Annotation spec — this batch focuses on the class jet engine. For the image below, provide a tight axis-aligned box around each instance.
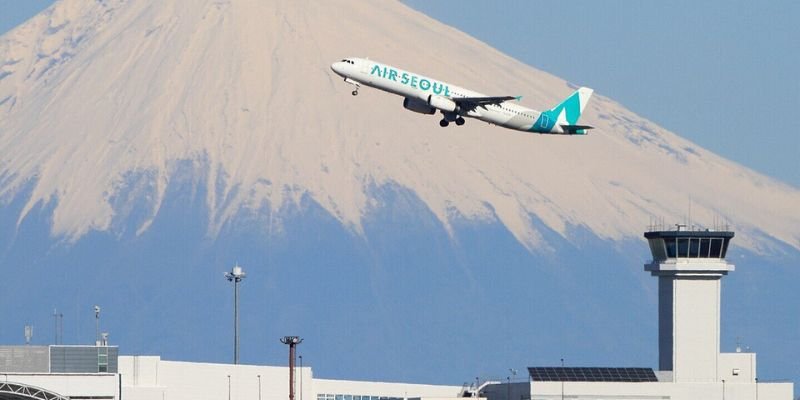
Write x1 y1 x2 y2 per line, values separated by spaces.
427 95 460 113
403 97 436 115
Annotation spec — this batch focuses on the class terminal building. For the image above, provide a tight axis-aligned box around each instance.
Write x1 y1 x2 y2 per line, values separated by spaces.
0 227 794 400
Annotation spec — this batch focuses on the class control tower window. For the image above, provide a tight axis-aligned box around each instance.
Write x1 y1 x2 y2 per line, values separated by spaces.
677 238 689 258
665 238 677 258
721 238 730 258
709 238 722 258
688 238 701 257
649 239 667 260
699 238 711 257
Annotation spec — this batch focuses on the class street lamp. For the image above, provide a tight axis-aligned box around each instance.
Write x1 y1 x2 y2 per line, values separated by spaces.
258 374 262 400
94 306 101 345
299 355 304 400
755 377 758 400
722 379 726 400
225 264 246 364
560 358 565 400
281 336 303 400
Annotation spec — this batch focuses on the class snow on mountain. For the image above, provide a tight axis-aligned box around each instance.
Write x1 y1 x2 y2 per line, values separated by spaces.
1 0 798 252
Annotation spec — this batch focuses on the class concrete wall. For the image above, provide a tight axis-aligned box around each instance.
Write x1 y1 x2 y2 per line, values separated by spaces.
120 357 295 400
717 352 755 383
671 277 721 382
313 378 462 399
119 356 461 400
0 346 49 373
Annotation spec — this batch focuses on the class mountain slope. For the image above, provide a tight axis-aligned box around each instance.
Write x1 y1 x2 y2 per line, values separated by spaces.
1 0 797 251
0 0 798 389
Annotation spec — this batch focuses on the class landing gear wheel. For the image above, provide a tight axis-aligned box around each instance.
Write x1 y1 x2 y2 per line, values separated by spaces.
455 117 465 126
351 90 358 96
439 119 449 127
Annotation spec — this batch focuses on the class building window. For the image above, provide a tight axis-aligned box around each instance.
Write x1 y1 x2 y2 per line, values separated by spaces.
688 238 700 257
677 238 689 258
709 238 722 258
699 238 711 257
97 347 108 373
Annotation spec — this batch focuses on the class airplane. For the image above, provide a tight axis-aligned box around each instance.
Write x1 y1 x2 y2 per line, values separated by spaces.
330 57 594 134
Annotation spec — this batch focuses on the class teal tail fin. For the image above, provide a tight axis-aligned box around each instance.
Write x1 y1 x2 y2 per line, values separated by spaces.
531 87 594 134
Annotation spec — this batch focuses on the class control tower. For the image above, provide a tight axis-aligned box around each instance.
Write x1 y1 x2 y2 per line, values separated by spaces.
644 226 735 382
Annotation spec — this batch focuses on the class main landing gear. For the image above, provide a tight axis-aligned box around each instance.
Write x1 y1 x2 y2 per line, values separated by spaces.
439 116 465 127
343 77 360 96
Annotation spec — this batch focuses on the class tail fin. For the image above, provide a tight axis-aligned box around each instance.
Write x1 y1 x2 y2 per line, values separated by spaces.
530 87 594 134
550 86 593 125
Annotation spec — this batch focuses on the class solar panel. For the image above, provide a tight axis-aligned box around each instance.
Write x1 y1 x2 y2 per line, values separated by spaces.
528 367 658 382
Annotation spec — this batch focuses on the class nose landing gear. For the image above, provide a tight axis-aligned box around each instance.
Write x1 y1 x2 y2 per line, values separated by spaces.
351 90 358 96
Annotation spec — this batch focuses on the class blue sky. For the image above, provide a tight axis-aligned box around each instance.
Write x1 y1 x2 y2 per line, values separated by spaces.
2 0 798 187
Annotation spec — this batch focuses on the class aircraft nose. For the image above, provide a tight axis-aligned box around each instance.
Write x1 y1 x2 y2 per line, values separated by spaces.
330 62 345 76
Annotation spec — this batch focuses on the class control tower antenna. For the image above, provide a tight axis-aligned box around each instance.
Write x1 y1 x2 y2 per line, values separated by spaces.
225 264 246 364
281 336 303 400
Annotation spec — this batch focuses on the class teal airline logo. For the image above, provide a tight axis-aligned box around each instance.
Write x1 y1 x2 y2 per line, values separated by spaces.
370 64 451 96
530 89 584 133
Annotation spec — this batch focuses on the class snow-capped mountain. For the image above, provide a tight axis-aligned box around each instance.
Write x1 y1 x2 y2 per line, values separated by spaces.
1 0 797 388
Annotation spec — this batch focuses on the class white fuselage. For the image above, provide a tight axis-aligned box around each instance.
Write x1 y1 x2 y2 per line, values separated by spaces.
331 58 546 132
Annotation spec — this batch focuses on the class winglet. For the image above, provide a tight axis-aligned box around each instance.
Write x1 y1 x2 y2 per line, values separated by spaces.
515 96 523 101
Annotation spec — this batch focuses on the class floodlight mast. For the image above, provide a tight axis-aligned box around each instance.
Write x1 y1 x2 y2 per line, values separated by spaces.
225 264 246 364
94 305 101 346
280 336 303 400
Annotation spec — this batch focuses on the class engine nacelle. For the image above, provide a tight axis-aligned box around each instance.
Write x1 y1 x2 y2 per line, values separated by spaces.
427 95 459 113
403 97 436 115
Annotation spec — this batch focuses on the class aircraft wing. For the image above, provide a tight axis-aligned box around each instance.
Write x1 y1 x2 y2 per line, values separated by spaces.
453 96 518 107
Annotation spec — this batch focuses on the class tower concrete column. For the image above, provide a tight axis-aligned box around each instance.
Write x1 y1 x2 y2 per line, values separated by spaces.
644 227 734 383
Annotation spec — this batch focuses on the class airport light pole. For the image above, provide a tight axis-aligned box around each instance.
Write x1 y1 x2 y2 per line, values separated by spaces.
281 337 303 400
560 358 564 400
755 377 758 400
53 309 63 345
94 306 101 345
225 264 246 364
299 355 303 400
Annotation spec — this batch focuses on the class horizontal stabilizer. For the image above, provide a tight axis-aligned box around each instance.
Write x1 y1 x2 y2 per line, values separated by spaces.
560 124 594 135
